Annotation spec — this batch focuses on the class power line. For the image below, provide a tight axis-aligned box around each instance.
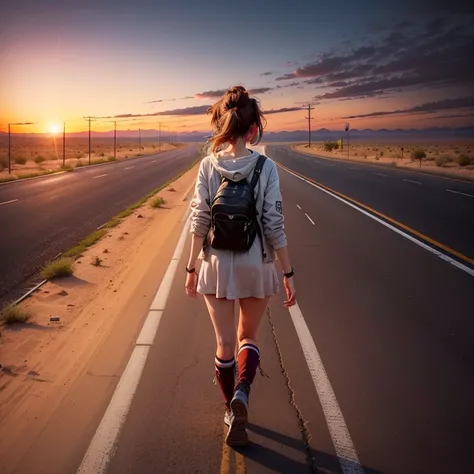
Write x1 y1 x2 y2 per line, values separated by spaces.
305 104 314 148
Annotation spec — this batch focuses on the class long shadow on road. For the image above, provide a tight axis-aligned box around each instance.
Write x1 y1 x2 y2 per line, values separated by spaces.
244 423 387 474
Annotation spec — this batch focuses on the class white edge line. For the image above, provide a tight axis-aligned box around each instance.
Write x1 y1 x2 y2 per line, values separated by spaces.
97 223 107 230
76 346 150 474
0 199 19 206
136 310 164 345
296 204 302 210
305 213 315 225
403 179 422 185
289 303 364 474
124 166 134 170
281 166 474 278
446 189 474 199
77 201 193 474
374 173 387 177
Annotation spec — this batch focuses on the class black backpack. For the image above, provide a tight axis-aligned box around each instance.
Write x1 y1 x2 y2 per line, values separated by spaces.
208 154 267 257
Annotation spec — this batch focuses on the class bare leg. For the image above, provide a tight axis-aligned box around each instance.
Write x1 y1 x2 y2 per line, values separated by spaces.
226 296 270 447
203 295 236 412
237 296 270 347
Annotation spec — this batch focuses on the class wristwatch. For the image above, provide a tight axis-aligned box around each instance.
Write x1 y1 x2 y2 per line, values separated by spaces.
186 266 196 274
283 267 294 279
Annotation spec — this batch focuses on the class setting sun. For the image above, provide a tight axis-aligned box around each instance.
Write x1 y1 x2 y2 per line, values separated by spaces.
50 123 60 134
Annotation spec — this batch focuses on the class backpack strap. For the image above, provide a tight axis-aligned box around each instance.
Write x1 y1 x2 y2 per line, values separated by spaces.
250 154 267 260
249 154 267 190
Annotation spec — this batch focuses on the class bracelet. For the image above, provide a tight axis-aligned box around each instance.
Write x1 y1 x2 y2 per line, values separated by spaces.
186 266 196 274
283 267 294 279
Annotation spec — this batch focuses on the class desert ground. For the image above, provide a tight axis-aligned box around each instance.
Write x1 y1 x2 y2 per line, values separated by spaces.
294 141 474 180
0 135 182 182
0 161 199 471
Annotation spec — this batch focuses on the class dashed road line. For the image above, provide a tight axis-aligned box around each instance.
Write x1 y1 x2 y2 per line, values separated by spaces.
374 173 387 178
305 213 315 225
446 189 474 199
349 167 361 171
124 166 135 170
403 179 422 185
93 174 108 179
151 160 156 163
297 204 302 210
0 199 18 206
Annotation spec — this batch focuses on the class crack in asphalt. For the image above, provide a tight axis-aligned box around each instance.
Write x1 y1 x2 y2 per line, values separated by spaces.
266 307 319 473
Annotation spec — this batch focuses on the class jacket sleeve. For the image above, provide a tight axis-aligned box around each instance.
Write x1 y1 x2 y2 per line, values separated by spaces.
190 158 211 237
261 161 287 250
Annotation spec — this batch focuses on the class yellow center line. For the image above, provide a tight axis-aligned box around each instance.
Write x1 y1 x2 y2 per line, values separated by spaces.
235 450 246 474
277 162 474 267
220 426 231 474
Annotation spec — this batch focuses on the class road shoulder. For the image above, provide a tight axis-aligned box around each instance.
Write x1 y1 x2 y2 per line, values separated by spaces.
0 161 199 474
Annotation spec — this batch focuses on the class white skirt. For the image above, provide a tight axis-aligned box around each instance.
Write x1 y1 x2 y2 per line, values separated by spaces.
197 235 280 300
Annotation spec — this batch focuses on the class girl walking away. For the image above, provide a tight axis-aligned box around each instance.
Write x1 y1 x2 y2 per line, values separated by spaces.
185 86 296 447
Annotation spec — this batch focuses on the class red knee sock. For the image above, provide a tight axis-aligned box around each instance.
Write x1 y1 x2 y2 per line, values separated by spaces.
237 343 260 387
215 356 235 408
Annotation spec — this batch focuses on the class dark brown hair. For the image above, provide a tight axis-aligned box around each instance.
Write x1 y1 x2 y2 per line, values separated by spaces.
206 86 267 154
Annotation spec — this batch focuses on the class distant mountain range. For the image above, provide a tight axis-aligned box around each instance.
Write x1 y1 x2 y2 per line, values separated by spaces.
1 127 473 142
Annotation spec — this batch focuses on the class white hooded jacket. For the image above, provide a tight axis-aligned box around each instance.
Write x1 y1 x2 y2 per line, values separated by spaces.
190 149 287 263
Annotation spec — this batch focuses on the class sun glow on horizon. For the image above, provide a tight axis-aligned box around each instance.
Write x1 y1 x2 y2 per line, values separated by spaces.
49 123 61 134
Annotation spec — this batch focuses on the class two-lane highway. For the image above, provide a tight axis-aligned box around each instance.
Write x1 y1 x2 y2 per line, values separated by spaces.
3 143 474 474
0 144 200 302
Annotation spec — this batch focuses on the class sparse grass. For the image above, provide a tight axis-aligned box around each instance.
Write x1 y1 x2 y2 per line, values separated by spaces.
91 256 103 266
1 305 31 324
60 164 74 172
457 154 470 166
63 229 107 258
14 156 28 165
34 155 45 164
435 155 448 167
76 160 85 167
41 257 75 279
0 175 17 183
150 196 166 208
107 156 116 162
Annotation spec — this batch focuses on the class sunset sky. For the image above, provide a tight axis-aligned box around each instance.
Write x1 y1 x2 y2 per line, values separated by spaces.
1 0 473 135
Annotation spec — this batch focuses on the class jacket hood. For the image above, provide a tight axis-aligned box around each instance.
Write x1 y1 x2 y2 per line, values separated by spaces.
210 150 261 181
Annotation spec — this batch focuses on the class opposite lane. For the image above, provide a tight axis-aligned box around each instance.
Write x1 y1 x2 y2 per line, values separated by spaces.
0 145 200 301
268 144 474 263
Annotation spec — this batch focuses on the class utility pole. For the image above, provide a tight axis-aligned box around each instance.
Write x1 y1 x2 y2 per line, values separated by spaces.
305 104 314 148
113 121 117 160
138 128 141 153
345 123 350 158
7 122 35 174
158 122 162 152
8 123 11 174
62 122 66 167
84 116 96 165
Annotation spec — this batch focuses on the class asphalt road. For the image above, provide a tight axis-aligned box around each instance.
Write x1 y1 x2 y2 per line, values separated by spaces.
0 144 200 303
105 156 474 474
267 145 474 264
3 144 474 473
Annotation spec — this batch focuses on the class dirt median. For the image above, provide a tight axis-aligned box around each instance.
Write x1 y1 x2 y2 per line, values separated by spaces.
0 160 199 474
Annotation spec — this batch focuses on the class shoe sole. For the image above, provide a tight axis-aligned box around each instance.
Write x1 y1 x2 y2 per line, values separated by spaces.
226 398 248 447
